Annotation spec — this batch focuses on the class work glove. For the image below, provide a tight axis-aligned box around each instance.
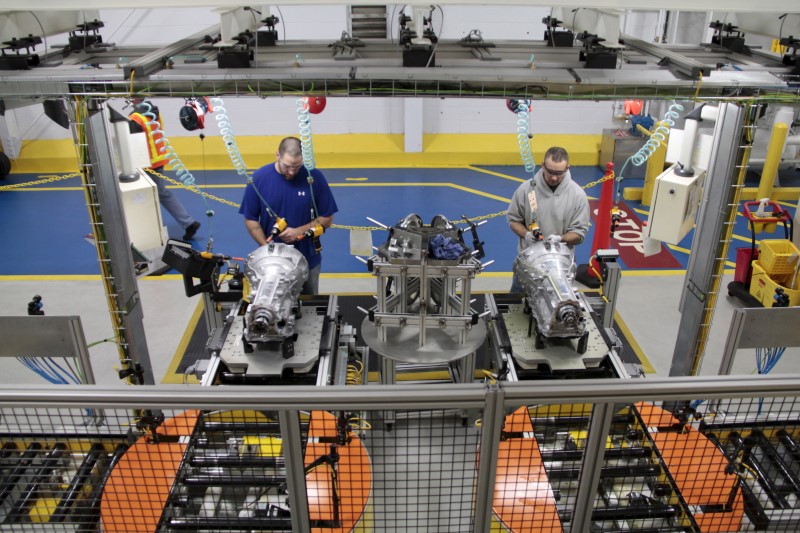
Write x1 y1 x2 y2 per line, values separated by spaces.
546 234 562 244
523 231 538 247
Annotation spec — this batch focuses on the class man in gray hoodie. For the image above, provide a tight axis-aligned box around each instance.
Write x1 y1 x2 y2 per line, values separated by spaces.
507 146 590 293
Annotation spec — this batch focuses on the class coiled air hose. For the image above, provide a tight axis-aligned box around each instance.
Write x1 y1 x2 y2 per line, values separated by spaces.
297 96 316 171
137 100 199 188
209 96 279 220
615 102 685 203
137 99 217 248
515 100 536 174
209 97 249 179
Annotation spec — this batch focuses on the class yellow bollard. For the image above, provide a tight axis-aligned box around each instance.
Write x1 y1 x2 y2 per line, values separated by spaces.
642 122 669 207
753 122 789 233
757 122 789 202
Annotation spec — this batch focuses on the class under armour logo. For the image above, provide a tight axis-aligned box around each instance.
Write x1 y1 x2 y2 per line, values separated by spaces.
298 191 306 196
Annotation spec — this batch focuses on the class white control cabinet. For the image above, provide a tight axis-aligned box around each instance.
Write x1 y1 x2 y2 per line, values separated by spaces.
646 164 706 245
119 170 168 274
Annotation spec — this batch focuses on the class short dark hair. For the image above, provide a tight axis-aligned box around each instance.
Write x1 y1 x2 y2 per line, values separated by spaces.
278 137 302 158
544 146 569 164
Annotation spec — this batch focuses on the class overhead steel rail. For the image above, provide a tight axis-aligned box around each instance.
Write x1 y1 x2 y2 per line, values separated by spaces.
620 35 712 79
0 37 797 102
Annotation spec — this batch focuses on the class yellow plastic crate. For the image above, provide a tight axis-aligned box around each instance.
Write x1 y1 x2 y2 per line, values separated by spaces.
758 239 800 276
749 261 800 307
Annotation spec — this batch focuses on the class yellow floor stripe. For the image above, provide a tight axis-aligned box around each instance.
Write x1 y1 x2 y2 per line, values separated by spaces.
465 165 526 183
621 270 687 276
330 181 511 203
0 274 103 281
614 309 655 374
161 299 204 384
322 273 374 279
666 244 691 255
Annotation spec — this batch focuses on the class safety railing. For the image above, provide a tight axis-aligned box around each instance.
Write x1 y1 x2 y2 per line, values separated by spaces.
1 375 799 532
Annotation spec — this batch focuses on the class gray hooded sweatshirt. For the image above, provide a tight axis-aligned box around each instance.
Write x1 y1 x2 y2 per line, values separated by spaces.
506 169 590 253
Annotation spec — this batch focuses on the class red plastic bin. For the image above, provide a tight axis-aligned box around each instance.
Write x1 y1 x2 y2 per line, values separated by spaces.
734 247 759 285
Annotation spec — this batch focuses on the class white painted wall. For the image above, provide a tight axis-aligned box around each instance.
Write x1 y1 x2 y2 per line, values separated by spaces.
622 10 663 42
423 98 613 135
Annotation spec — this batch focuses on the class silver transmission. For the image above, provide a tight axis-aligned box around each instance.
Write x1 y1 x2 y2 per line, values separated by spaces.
243 243 309 343
513 240 586 339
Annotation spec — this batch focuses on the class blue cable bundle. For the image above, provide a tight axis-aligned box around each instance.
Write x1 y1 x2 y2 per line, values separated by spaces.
17 357 81 384
429 234 466 260
757 346 786 375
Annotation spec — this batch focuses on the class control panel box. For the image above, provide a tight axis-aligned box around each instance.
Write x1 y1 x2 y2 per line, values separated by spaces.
646 164 705 245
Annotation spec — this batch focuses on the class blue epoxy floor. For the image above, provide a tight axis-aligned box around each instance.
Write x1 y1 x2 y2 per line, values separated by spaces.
0 165 796 276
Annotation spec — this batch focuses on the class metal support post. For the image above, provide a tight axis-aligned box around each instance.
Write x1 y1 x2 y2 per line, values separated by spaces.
458 352 476 384
67 317 96 385
670 102 744 377
570 401 614 532
719 307 800 375
473 384 505 532
601 261 621 329
202 293 225 335
279 410 310 533
81 98 155 385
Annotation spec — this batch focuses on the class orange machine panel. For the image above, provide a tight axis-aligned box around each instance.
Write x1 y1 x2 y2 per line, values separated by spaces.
504 406 535 434
305 411 372 533
635 401 678 428
493 438 562 533
651 429 743 532
101 411 199 533
101 441 187 533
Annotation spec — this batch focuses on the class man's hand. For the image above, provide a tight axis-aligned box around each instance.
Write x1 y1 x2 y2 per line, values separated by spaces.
546 234 562 244
279 227 304 243
524 231 539 247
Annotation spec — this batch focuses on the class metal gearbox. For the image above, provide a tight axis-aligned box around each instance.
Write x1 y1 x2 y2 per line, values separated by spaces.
243 243 308 343
513 240 586 339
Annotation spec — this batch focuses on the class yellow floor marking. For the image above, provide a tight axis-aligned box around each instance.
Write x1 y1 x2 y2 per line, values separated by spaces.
465 165 526 183
0 275 103 281
161 299 204 384
614 310 656 374
330 181 511 203
666 244 691 255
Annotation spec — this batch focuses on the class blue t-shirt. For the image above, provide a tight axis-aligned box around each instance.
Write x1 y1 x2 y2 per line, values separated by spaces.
239 163 338 270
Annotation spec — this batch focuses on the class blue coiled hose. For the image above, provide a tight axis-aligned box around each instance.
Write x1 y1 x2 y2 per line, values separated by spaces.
137 100 198 187
210 97 248 178
209 96 281 219
615 102 685 202
629 102 684 167
297 97 316 170
515 101 535 174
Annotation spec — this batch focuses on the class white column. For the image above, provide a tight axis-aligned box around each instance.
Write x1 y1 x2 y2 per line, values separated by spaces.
0 110 22 159
404 98 423 153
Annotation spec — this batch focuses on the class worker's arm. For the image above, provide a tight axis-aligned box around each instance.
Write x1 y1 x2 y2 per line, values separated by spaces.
279 215 334 242
509 220 529 239
561 231 583 246
245 219 269 246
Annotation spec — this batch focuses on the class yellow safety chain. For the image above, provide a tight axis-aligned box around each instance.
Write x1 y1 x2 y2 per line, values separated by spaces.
149 169 512 231
5 168 616 232
0 172 81 190
146 168 240 208
582 171 615 190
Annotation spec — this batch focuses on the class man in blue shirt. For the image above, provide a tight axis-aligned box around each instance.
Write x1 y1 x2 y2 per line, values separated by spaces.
239 137 338 295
